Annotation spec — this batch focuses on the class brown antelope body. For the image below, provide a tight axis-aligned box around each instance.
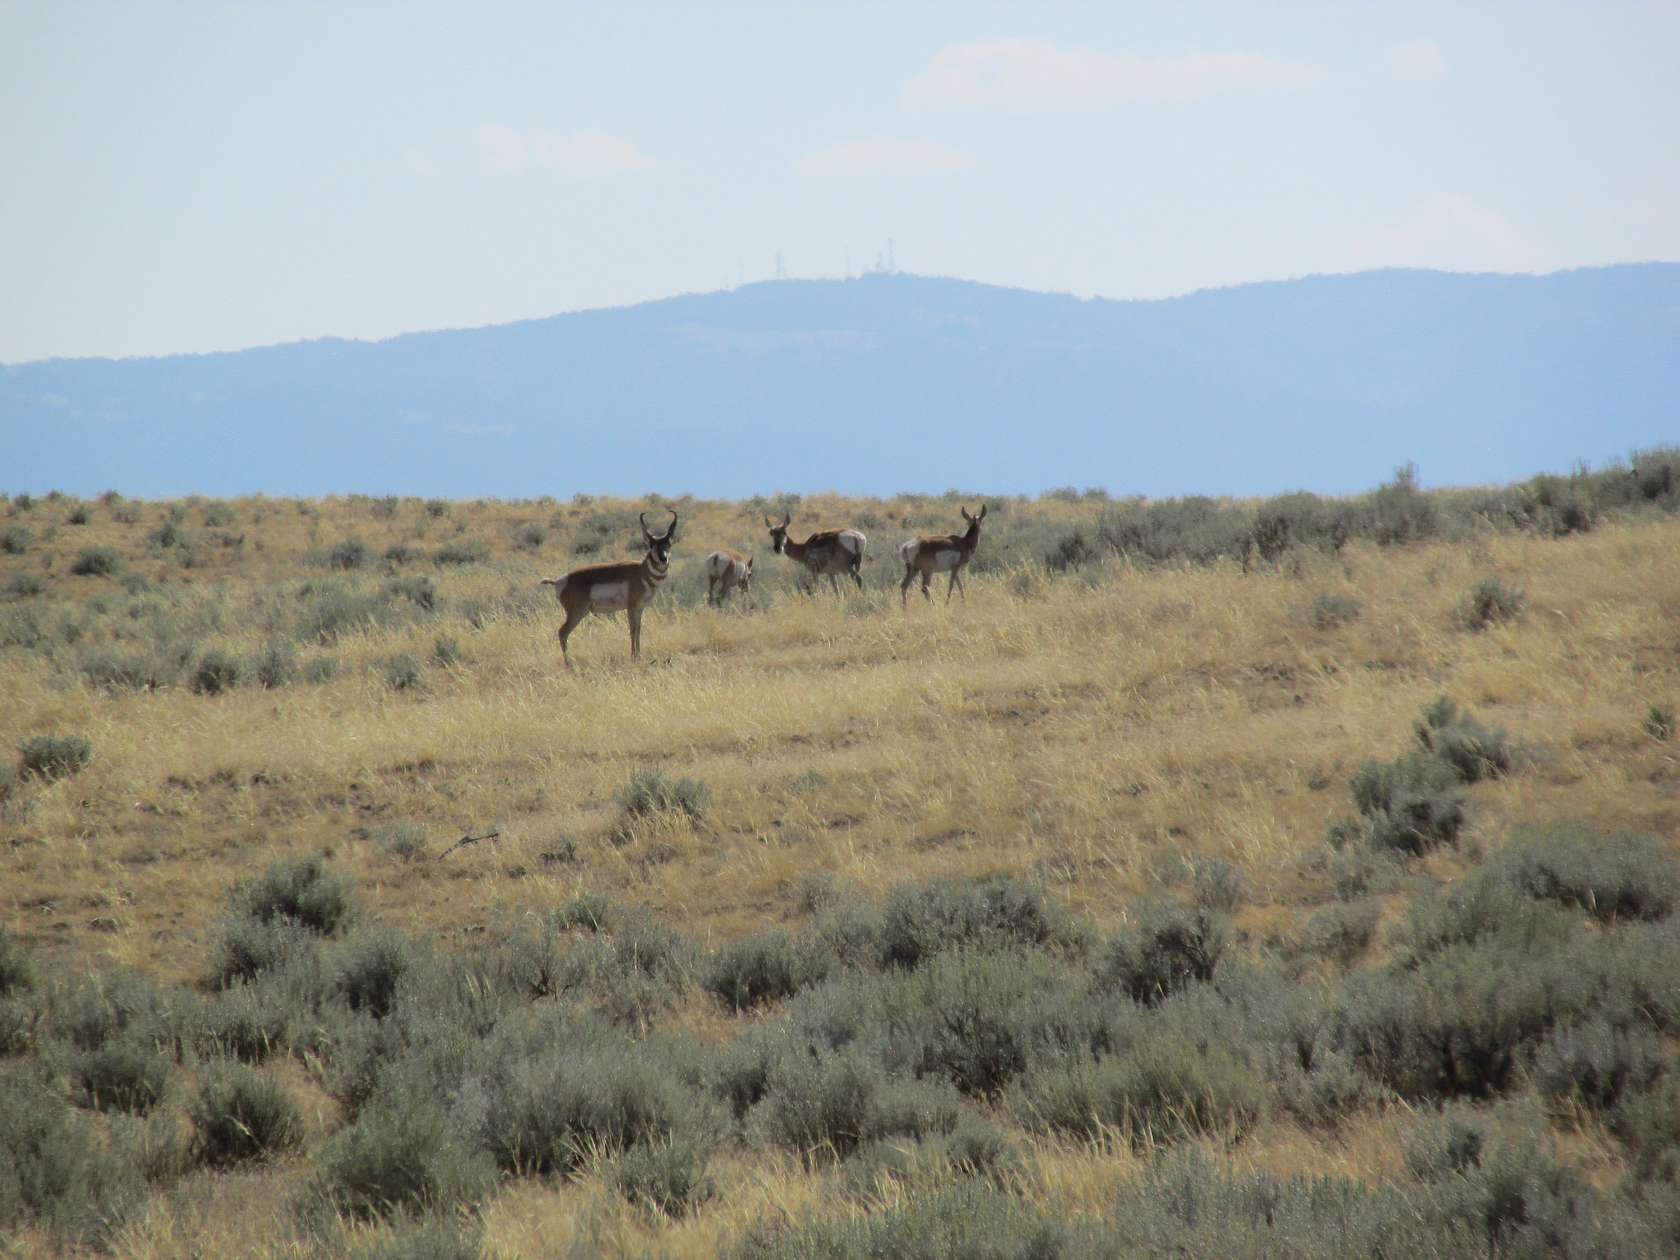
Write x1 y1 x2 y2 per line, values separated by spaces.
541 510 677 667
899 505 986 606
704 549 754 606
765 512 866 595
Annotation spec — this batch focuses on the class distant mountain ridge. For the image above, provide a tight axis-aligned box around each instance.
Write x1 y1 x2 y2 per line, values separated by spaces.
4 266 1677 499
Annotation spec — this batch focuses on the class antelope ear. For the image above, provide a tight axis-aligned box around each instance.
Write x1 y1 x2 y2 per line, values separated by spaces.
961 506 973 522
639 511 653 538
978 504 987 520
781 510 791 527
665 509 678 541
764 514 775 529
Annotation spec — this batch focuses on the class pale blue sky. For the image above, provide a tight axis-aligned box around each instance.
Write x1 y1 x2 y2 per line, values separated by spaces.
3 1 1676 362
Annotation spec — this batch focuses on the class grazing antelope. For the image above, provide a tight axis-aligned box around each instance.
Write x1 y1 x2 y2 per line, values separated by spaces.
704 549 754 606
540 510 677 668
899 505 986 607
764 512 866 595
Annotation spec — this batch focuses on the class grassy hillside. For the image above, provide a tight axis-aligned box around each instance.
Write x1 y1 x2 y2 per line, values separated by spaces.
2 467 1679 1256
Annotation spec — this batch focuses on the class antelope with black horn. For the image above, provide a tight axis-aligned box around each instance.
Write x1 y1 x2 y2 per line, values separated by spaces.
541 509 678 667
898 504 986 607
703 549 754 606
764 511 866 596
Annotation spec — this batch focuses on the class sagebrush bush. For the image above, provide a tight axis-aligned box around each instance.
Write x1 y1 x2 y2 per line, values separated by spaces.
620 767 710 825
877 874 1077 969
431 539 488 566
1012 1031 1266 1145
329 537 371 570
1100 901 1227 1003
1644 703 1676 742
19 733 92 780
1491 821 1679 924
232 854 355 935
338 930 415 1018
211 914 321 988
0 1069 147 1247
198 982 290 1061
0 524 31 554
704 930 830 1012
1460 576 1525 631
1302 901 1380 968
611 1138 717 1218
1413 696 1514 784
3 572 44 598
309 1100 496 1222
0 927 33 997
382 653 424 691
189 649 243 695
250 639 299 688
1531 1018 1666 1114
1306 592 1362 629
69 547 121 576
190 1065 302 1166
1339 754 1466 856
75 1038 172 1113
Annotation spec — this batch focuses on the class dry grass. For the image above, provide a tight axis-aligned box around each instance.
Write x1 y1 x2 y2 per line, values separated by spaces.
3 490 1679 1256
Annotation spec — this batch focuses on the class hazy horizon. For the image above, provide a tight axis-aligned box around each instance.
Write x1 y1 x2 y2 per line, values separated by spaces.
5 2 1677 362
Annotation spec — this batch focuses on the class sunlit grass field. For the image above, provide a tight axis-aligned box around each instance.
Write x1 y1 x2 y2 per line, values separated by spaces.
2 478 1679 1256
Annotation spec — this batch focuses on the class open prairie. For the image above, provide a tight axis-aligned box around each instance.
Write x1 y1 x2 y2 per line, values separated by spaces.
3 470 1680 1257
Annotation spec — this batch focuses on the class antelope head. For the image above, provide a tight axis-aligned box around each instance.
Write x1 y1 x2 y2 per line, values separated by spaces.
961 504 988 532
764 510 793 555
641 509 679 565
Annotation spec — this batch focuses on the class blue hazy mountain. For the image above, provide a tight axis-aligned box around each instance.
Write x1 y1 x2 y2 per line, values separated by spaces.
4 266 1676 499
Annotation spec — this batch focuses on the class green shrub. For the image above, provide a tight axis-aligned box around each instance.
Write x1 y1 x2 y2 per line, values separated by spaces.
310 1100 496 1222
377 822 430 862
65 504 91 525
762 1049 957 1162
0 1069 147 1247
382 653 424 691
189 649 243 695
431 539 489 566
1460 576 1525 631
1340 754 1466 856
704 930 830 1012
1490 822 1679 924
620 768 710 825
329 537 371 570
0 927 33 997
388 574 436 609
1099 901 1227 1003
211 915 321 988
75 1038 172 1113
877 874 1075 969
190 1065 302 1166
432 635 460 668
480 1040 705 1176
3 572 44 598
250 640 299 689
1645 704 1676 742
514 523 547 551
610 1138 716 1218
1305 592 1362 629
233 854 355 935
79 648 169 691
0 524 31 554
199 982 290 1061
1531 1018 1666 1113
384 542 415 566
1012 1032 1266 1145
1413 696 1514 783
19 733 92 780
338 930 415 1019
731 1183 1068 1260
1302 901 1380 968
424 499 450 518
70 546 121 576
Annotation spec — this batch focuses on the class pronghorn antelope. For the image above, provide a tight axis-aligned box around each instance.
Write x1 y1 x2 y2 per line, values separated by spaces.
764 512 866 595
541 509 677 667
898 504 986 607
704 549 754 606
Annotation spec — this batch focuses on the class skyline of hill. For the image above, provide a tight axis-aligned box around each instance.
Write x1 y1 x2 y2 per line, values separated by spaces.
4 264 1676 500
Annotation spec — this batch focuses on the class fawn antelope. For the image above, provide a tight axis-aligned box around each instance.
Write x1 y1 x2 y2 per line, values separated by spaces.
541 509 677 667
899 504 986 606
764 512 866 595
704 549 754 606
